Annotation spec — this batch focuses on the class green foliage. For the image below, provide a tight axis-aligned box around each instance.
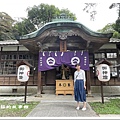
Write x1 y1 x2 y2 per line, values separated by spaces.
97 23 120 39
13 3 76 36
113 31 120 38
90 98 120 114
0 100 39 117
27 3 76 28
14 18 37 36
114 19 120 33
27 3 60 27
60 8 77 21
0 3 76 38
0 12 15 40
97 23 115 33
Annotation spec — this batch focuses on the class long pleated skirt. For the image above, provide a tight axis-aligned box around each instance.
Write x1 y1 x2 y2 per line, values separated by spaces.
74 79 86 102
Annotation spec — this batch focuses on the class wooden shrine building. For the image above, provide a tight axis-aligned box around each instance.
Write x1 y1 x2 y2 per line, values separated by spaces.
0 14 120 96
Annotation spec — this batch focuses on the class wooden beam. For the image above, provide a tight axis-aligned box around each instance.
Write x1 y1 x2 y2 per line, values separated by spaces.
86 41 91 48
60 40 67 52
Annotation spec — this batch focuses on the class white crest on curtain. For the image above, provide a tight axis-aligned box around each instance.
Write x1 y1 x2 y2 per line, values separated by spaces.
55 51 57 56
74 51 76 56
49 51 51 56
81 50 83 55
61 52 64 56
42 51 45 56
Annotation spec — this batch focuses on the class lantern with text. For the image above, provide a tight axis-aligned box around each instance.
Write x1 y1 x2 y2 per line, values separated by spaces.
96 64 110 82
17 65 30 82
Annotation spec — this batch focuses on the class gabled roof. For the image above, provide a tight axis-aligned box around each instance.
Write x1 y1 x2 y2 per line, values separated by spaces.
95 58 112 66
17 20 113 53
17 60 33 67
18 20 112 40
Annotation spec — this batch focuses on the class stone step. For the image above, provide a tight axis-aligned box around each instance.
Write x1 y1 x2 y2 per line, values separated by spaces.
42 86 55 90
42 90 55 94
42 86 56 94
0 93 32 96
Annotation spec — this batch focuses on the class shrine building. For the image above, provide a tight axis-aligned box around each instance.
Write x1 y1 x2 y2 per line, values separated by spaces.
0 14 120 96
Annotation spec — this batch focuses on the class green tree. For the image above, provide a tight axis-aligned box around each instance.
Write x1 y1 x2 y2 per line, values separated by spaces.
114 19 120 33
60 8 76 20
27 3 76 29
0 12 14 40
13 3 77 36
97 23 115 33
109 3 120 33
27 4 60 28
97 23 120 39
14 18 36 36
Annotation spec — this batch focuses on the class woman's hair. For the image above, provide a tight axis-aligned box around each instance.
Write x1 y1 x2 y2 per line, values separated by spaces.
75 63 80 67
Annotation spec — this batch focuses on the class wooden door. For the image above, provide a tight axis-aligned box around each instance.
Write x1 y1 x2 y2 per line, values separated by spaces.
46 69 56 85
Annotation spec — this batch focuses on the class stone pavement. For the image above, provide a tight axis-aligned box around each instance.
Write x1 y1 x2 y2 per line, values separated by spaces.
0 94 120 118
27 101 98 117
26 94 102 117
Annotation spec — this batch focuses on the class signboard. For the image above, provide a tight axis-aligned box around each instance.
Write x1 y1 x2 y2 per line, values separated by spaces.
17 65 30 82
96 64 110 82
38 51 89 71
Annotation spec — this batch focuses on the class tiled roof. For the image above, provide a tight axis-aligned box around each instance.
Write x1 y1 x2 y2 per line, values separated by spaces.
0 40 19 45
109 38 120 42
18 21 113 40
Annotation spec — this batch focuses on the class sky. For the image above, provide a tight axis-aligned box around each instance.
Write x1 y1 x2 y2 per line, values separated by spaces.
0 0 119 31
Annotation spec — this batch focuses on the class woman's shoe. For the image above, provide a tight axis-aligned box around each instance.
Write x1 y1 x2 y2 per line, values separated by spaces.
76 107 79 110
82 107 86 111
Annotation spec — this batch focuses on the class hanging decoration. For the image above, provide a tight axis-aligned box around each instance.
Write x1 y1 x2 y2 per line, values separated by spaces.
38 51 89 71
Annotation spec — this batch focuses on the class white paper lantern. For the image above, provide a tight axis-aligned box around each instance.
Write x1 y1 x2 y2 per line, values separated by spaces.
96 64 110 82
17 65 30 82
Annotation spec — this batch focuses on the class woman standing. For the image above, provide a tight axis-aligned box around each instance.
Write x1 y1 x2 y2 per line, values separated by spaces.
74 63 86 111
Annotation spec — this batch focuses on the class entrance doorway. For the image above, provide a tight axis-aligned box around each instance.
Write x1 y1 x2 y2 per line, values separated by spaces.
43 65 76 86
46 69 56 85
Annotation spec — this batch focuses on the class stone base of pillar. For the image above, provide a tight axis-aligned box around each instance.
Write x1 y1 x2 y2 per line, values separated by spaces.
87 94 94 97
87 91 94 97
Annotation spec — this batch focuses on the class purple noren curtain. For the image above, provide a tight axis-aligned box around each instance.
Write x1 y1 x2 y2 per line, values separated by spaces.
38 51 89 71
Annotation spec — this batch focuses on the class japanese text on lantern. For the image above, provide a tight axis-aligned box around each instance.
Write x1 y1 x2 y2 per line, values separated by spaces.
19 67 24 80
102 66 108 80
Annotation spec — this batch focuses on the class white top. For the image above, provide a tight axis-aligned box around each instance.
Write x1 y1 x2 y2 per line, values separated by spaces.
74 69 86 82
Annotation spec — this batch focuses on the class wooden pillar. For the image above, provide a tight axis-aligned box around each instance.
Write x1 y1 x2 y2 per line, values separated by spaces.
60 40 67 79
60 40 67 52
86 70 92 97
36 71 42 97
35 52 42 97
85 49 92 97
